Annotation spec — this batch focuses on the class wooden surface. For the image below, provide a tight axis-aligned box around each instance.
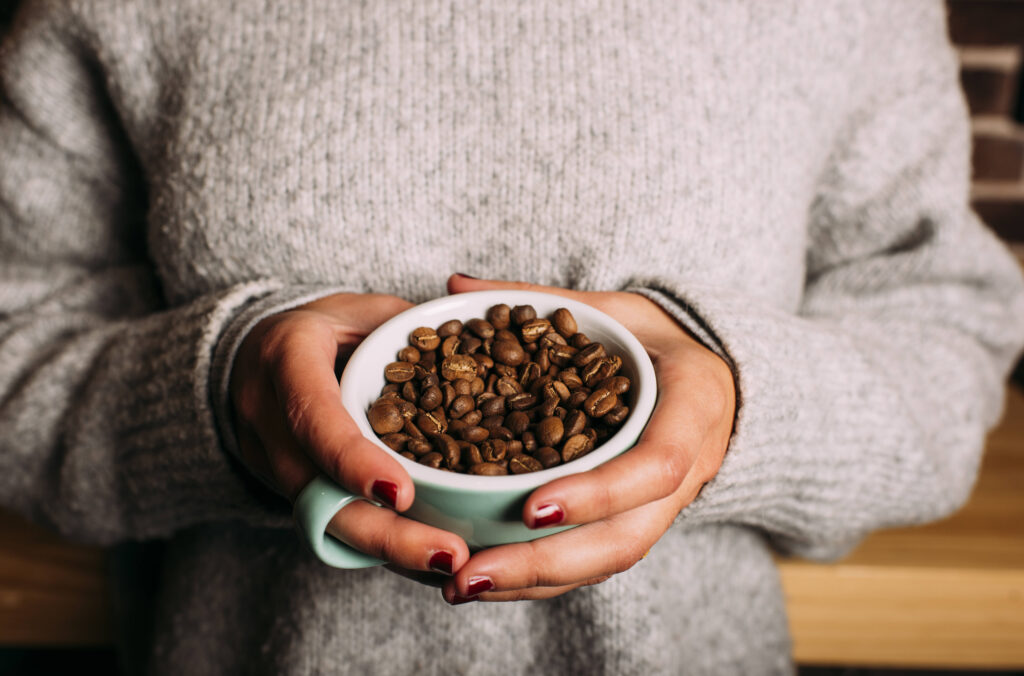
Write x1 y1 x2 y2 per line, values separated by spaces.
779 384 1024 669
0 386 1022 668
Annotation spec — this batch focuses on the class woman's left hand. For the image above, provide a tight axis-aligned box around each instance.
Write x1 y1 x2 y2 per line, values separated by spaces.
440 274 736 603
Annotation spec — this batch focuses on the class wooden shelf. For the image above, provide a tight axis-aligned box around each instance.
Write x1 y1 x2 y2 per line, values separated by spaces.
1 387 1022 669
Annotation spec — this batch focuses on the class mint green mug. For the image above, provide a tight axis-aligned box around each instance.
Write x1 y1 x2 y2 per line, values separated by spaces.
293 291 657 568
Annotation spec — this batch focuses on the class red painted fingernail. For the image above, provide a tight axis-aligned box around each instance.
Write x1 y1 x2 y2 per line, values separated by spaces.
372 480 398 509
429 551 454 576
466 576 493 596
532 503 564 528
454 272 479 280
450 594 478 605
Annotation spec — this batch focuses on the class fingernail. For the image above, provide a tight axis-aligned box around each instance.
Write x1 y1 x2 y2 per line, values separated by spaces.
532 503 564 528
450 594 478 606
466 575 494 596
429 551 454 575
372 480 398 509
454 272 479 280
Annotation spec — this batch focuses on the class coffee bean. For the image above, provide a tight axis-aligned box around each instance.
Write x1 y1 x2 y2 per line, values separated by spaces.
494 328 518 343
486 304 512 330
584 388 618 417
403 419 426 441
564 409 587 438
435 434 461 468
538 331 568 349
504 410 530 435
582 356 621 387
441 354 478 381
480 439 508 463
397 346 421 363
415 411 447 436
419 385 442 411
495 376 522 397
570 333 591 348
510 304 537 326
407 438 432 456
603 405 630 426
490 426 513 442
419 452 443 468
480 395 506 417
520 318 552 343
465 318 495 340
380 433 410 451
538 395 559 418
549 344 578 366
598 375 631 395
492 340 526 366
460 335 482 354
449 394 475 418
522 430 538 453
509 453 543 474
381 383 401 396
384 361 416 383
573 342 606 367
536 446 562 468
399 451 416 461
561 434 590 462
469 462 507 476
568 389 590 409
441 335 461 358
447 418 468 436
410 327 441 351
557 369 583 389
369 403 404 434
460 425 490 443
552 308 577 338
541 380 570 402
507 392 537 411
536 416 565 447
437 319 464 338
470 377 486 396
401 380 418 403
462 409 483 426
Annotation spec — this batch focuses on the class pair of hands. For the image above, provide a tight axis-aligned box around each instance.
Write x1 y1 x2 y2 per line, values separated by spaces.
229 274 735 603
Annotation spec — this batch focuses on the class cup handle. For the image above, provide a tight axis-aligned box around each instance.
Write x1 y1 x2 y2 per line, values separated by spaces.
293 475 386 568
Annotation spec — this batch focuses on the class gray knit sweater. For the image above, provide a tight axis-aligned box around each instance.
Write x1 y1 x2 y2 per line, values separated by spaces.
2 1 1023 674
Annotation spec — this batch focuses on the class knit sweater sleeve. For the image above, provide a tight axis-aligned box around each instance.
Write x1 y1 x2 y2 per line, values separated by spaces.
628 4 1024 560
0 3 347 544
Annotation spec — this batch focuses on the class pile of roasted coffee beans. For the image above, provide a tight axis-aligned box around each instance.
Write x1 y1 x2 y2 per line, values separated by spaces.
366 304 632 475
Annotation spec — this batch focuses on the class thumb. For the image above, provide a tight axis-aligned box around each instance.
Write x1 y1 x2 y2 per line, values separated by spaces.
446 273 585 302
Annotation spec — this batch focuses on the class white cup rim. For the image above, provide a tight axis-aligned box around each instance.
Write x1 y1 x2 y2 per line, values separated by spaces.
340 290 658 493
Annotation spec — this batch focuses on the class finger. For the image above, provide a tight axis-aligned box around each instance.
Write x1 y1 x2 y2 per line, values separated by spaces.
443 576 612 604
246 407 319 500
446 273 590 300
299 293 415 336
327 499 470 574
521 358 717 528
444 492 677 598
268 320 414 510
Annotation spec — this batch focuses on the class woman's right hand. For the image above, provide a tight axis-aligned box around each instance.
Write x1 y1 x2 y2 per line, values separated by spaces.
229 293 469 577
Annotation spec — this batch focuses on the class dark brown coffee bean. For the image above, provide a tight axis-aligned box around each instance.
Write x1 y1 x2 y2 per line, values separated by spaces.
470 377 486 396
538 331 568 349
568 389 590 409
541 380 571 402
598 375 631 395
462 409 483 426
480 414 504 431
384 361 416 383
570 332 591 349
492 340 526 366
603 405 630 426
381 383 401 396
489 426 513 442
564 410 586 436
435 434 461 467
522 430 538 453
492 363 516 378
419 452 444 468
441 382 457 408
573 342 606 367
523 342 537 354
368 403 404 434
552 308 578 338
449 394 475 418
441 354 477 381
553 406 567 420
536 416 565 447
400 380 418 403
520 318 552 343
460 425 490 443
397 346 421 364
504 410 530 435
584 388 618 417
507 392 538 411
407 438 433 456
494 328 519 343
441 335 461 358
459 335 482 354
480 439 508 463
549 344 579 367
536 347 551 372
437 319 464 338
419 385 442 411
447 418 468 436
561 434 590 463
510 304 537 326
528 374 553 397
465 318 495 340
583 427 598 448
480 395 506 417
399 451 416 461
486 304 512 330
403 419 426 441
557 369 583 389
583 356 622 387
507 439 524 455
471 353 494 374
380 433 410 451
398 399 418 421
538 395 559 418
495 376 522 397
410 327 441 351
452 379 471 396
413 362 434 380
415 411 447 436
509 453 543 474
469 462 507 476
421 372 439 388
536 446 561 468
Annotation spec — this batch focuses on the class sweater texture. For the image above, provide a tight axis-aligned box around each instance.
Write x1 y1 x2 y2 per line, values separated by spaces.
2 1 1023 674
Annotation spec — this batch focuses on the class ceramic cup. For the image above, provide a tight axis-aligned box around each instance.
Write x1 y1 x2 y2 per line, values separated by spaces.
293 290 657 568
